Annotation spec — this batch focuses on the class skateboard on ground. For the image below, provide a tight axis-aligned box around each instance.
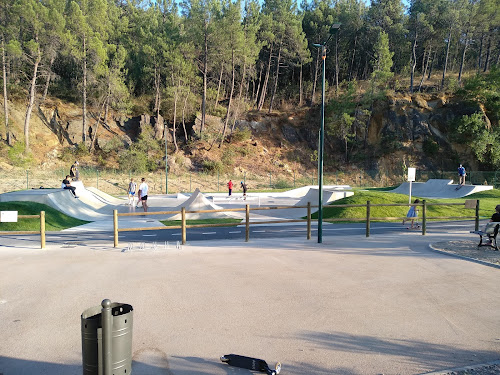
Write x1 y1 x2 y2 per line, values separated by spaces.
455 184 464 190
220 354 281 374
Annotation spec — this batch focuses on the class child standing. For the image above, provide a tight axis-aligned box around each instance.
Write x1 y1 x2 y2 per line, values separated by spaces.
403 199 420 229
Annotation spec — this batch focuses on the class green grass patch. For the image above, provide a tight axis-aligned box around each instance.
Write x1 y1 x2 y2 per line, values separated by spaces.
314 190 498 222
160 218 242 227
0 202 89 231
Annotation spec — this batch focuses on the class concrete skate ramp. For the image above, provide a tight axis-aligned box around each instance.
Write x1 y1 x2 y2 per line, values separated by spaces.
168 188 235 220
86 186 127 205
280 185 352 198
391 179 493 198
295 188 354 207
0 188 108 221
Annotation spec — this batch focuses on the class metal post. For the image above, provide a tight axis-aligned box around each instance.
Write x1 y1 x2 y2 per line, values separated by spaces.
318 44 326 243
40 211 45 249
217 171 219 192
181 207 186 245
307 202 311 240
189 174 192 192
165 122 168 195
422 200 427 235
475 199 480 231
113 210 118 248
96 170 99 190
245 205 250 242
244 172 246 185
26 170 29 189
269 173 272 189
366 201 371 237
101 299 113 375
293 170 296 188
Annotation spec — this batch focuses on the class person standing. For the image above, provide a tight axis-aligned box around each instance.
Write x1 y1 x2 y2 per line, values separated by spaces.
227 180 233 196
240 181 247 200
138 177 149 212
69 161 79 179
62 175 78 198
128 178 137 206
458 164 466 186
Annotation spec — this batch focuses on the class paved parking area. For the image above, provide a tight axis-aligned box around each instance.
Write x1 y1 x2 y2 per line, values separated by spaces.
0 231 499 375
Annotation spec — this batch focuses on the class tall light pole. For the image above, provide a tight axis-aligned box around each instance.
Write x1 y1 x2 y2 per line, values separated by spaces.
313 22 341 244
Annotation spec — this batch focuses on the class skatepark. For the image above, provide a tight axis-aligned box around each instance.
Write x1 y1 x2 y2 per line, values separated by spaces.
0 179 499 374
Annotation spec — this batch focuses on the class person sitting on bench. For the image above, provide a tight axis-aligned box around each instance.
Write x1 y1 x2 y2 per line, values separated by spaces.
62 175 78 198
484 204 500 244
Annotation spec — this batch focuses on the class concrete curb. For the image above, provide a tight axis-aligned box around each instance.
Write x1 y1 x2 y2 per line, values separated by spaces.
428 243 500 270
419 359 500 374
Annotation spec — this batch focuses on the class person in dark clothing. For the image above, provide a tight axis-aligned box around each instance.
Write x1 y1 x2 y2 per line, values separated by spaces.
240 181 247 200
62 175 78 198
490 205 500 222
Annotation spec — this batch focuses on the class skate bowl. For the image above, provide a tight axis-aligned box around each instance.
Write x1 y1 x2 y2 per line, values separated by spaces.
391 179 493 199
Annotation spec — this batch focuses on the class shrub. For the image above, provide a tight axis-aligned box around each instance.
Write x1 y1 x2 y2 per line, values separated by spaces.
221 146 236 166
231 128 252 142
118 149 148 172
202 160 224 174
8 142 34 167
423 138 439 156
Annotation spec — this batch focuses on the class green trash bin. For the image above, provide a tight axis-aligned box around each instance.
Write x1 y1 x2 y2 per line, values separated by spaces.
81 299 133 375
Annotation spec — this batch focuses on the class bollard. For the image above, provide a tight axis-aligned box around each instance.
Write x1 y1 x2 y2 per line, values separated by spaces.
422 200 427 235
113 210 118 248
245 205 250 242
181 207 186 245
81 299 133 375
40 211 45 249
366 200 371 237
307 202 311 240
475 199 480 232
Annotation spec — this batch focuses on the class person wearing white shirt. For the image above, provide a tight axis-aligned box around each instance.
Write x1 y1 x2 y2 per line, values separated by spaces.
137 177 149 212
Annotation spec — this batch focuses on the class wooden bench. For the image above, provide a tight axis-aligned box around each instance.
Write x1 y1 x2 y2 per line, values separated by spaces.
470 223 500 251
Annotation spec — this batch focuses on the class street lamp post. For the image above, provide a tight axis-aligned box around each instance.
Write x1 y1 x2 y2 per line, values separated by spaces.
313 22 341 244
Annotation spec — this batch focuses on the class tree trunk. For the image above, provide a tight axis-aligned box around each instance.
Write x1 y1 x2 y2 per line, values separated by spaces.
219 49 235 148
1 36 10 144
268 42 282 113
418 45 431 92
441 26 452 89
458 29 469 85
311 48 320 105
82 35 87 145
24 47 42 153
477 32 484 73
182 89 189 143
335 32 339 97
41 54 55 103
214 63 223 109
410 31 418 94
253 62 262 107
483 32 491 72
299 64 303 107
349 35 357 82
231 60 247 134
428 50 436 80
90 96 108 152
200 21 208 137
257 44 273 111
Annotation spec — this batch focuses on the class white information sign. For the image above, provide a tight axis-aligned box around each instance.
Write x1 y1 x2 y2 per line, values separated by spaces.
0 211 18 223
407 167 416 182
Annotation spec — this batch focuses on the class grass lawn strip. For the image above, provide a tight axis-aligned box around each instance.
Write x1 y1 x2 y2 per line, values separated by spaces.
0 201 89 231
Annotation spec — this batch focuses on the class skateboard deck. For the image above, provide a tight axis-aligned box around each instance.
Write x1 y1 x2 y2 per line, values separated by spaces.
221 354 281 374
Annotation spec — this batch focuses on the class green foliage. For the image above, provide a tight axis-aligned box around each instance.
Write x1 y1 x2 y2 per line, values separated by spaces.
422 138 439 156
231 128 252 142
118 148 149 172
273 179 291 189
371 31 394 86
221 146 236 166
7 142 34 168
202 160 224 174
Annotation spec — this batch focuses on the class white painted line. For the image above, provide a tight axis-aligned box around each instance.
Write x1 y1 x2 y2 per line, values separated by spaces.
252 230 266 233
202 232 217 235
142 234 157 237
229 231 241 234
171 233 181 236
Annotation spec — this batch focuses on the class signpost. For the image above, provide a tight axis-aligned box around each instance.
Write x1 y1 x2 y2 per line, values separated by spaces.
408 167 416 204
0 211 18 223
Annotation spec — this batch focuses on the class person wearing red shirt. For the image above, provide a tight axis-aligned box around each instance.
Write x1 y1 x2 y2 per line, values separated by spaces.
227 180 233 196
